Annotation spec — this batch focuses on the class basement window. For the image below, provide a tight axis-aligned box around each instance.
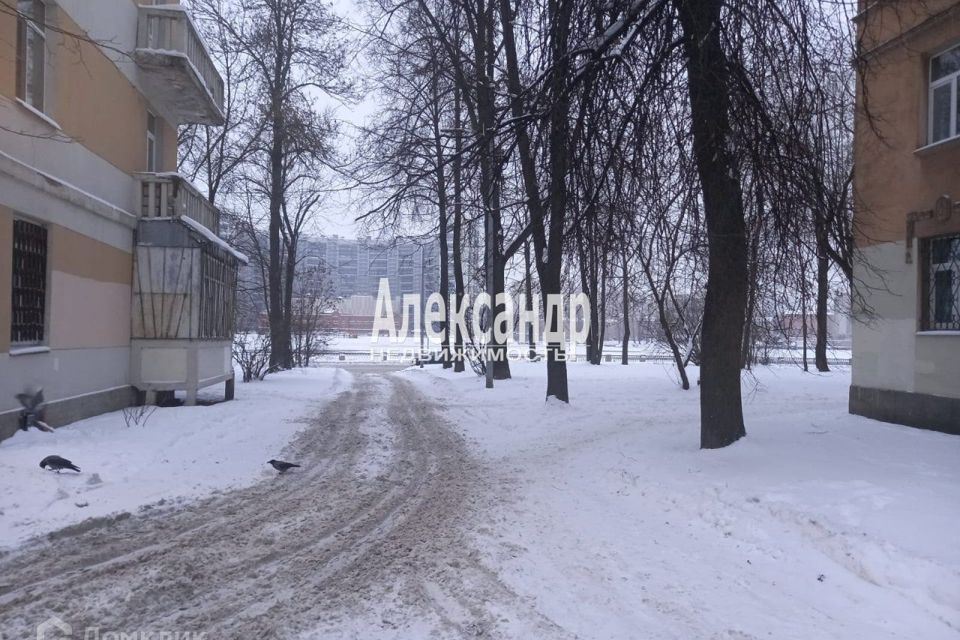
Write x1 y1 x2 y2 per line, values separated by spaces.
921 233 960 331
11 219 48 345
15 0 46 111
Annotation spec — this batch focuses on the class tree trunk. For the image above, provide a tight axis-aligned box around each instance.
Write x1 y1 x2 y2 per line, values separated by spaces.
431 59 452 369
640 258 691 390
815 230 831 373
452 87 466 373
596 250 608 363
677 0 747 448
621 253 630 365
490 184 511 380
525 240 537 360
268 125 289 370
576 233 595 364
742 187 762 369
499 0 568 400
540 0 574 401
801 263 809 372
282 236 297 369
439 208 451 368
472 0 509 383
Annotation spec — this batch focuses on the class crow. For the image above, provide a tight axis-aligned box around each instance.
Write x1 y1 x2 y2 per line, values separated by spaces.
16 387 54 433
267 459 300 473
40 455 81 473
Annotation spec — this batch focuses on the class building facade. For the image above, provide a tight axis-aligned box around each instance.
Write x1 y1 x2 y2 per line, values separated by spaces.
304 236 446 300
0 1 239 440
851 0 960 433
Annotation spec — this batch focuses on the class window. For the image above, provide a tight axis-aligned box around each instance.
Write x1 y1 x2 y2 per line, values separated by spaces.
921 233 960 331
15 0 46 110
146 112 158 172
198 249 236 339
11 219 48 344
929 44 960 144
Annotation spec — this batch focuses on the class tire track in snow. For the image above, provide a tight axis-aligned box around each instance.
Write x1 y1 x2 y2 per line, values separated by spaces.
0 372 569 639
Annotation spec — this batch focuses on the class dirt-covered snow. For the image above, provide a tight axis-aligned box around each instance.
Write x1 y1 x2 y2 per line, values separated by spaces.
0 367 351 548
0 362 955 639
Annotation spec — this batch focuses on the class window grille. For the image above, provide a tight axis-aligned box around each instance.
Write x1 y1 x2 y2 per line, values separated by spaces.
921 233 960 331
198 248 236 339
11 219 48 344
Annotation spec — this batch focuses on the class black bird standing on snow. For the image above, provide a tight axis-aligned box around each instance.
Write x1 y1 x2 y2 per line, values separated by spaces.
267 459 300 473
40 455 81 473
16 387 54 433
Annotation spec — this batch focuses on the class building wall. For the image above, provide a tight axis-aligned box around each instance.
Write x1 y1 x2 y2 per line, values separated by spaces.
0 3 176 182
0 206 134 436
0 2 180 436
0 209 11 355
851 1 960 432
854 0 960 245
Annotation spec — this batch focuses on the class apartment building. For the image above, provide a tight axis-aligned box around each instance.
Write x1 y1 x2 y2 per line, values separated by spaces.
0 1 241 440
851 1 960 433
305 236 446 299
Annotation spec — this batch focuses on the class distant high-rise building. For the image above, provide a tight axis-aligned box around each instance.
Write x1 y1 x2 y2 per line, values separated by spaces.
303 236 454 300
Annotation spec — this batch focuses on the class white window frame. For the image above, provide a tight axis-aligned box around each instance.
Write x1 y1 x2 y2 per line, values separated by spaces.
16 0 46 111
929 43 960 145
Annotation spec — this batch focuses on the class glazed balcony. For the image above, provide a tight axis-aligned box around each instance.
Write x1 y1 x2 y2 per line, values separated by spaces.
137 173 220 234
134 5 225 125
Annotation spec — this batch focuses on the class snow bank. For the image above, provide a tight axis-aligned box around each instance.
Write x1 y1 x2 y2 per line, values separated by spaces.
401 362 960 640
0 367 351 548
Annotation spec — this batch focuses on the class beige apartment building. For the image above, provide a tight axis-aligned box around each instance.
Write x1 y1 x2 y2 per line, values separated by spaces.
851 1 960 433
0 1 243 440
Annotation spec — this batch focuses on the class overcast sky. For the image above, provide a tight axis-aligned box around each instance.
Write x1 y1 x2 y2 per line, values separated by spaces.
309 0 378 240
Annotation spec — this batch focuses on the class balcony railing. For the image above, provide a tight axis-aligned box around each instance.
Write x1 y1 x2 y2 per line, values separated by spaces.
137 173 220 234
134 5 225 125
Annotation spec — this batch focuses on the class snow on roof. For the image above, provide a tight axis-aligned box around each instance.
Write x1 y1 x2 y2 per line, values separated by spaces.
147 215 249 264
179 215 249 264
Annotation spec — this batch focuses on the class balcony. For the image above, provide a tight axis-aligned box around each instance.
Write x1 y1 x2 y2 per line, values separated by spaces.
137 173 220 234
133 5 225 125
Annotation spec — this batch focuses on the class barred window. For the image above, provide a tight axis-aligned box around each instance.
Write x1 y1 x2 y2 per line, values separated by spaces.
11 219 48 344
921 234 960 331
198 249 236 339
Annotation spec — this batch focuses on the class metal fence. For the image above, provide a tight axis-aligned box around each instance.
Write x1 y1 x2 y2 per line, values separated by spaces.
319 349 852 366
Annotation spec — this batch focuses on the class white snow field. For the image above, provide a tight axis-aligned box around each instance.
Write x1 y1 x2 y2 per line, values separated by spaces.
0 367 351 548
400 362 960 640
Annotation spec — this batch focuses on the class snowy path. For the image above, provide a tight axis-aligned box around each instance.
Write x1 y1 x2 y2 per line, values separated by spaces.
401 363 960 640
0 367 352 546
0 372 553 639
3 365 954 639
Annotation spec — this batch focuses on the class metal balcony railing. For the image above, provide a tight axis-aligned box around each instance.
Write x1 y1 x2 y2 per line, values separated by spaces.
135 5 225 124
137 173 220 234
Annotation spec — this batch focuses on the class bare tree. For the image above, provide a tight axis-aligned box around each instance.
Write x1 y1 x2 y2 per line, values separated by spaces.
198 0 349 370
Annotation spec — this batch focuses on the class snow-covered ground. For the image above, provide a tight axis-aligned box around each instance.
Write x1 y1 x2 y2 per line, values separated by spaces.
0 367 351 548
400 362 960 639
2 359 954 638
322 334 852 361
